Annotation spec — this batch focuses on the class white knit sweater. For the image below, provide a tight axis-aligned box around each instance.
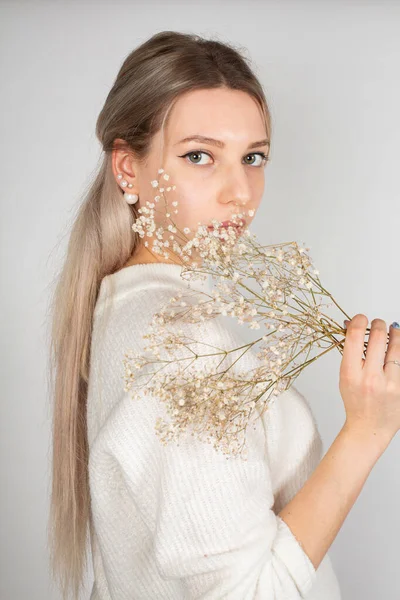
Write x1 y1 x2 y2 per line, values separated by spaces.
87 262 342 599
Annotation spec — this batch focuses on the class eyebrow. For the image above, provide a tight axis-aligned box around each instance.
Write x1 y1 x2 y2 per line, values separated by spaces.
174 135 270 149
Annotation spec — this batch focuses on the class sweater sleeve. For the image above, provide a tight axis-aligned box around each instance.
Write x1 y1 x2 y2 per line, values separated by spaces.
145 420 317 599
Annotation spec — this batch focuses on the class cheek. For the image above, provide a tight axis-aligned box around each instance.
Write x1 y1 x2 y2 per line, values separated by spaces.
170 182 212 225
174 198 209 229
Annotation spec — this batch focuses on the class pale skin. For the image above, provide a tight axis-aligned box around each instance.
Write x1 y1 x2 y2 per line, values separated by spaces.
278 314 400 570
112 88 400 572
111 87 270 267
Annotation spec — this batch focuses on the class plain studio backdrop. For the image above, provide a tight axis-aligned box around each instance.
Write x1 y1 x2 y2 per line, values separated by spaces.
1 1 399 598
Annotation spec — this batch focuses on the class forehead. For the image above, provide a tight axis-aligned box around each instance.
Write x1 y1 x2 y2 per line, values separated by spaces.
165 88 266 144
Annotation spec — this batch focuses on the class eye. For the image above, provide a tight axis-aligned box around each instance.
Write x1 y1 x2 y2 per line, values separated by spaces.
179 150 269 167
179 151 212 165
244 152 269 167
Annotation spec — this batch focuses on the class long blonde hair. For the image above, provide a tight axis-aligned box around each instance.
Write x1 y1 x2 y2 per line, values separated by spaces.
46 30 272 600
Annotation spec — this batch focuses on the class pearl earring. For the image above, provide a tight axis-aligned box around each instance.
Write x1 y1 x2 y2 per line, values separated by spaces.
124 192 139 204
116 173 139 205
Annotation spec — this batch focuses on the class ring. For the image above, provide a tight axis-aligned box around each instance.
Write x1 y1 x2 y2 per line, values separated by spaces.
384 360 400 368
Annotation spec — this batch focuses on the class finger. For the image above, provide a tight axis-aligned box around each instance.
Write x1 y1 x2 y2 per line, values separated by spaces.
363 318 388 373
383 322 400 380
341 314 368 377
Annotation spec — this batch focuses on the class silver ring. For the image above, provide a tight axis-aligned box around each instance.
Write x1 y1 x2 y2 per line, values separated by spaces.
384 360 400 368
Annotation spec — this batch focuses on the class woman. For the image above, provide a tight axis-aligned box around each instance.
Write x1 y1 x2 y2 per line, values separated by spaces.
48 30 400 600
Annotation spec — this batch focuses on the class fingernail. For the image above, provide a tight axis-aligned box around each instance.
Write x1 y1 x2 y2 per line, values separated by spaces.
391 322 400 329
343 319 350 329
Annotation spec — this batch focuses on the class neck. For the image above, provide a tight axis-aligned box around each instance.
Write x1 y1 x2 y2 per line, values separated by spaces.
123 243 184 268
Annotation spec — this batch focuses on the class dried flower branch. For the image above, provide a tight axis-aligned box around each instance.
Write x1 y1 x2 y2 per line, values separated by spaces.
122 168 376 460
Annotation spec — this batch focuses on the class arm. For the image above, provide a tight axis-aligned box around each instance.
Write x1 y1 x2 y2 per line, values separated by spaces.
278 424 389 571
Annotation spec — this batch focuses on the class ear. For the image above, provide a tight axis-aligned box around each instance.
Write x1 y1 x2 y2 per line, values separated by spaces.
112 138 139 195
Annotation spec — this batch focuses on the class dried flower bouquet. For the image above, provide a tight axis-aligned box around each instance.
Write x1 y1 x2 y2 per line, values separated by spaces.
122 168 370 459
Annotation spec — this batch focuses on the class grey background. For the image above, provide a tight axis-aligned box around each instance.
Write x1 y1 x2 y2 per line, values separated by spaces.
1 0 400 598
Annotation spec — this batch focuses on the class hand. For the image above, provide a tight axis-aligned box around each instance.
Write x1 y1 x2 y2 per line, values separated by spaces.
339 314 400 445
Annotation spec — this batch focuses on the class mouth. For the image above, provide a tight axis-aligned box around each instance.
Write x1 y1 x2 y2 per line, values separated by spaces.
207 218 247 230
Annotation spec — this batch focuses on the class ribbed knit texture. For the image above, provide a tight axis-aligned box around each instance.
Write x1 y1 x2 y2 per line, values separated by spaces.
87 262 342 599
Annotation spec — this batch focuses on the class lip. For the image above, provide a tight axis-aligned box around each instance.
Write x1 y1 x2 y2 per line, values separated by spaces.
207 219 246 229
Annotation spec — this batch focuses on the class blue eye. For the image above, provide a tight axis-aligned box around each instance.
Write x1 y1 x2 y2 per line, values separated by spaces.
179 150 269 167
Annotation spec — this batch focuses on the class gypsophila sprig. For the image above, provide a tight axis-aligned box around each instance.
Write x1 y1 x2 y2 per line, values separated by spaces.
122 167 378 460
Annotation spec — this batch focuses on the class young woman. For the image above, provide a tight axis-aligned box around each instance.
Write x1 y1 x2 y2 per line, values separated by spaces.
48 30 400 600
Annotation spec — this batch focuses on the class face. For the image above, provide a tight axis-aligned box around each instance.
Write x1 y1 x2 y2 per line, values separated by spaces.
113 87 269 265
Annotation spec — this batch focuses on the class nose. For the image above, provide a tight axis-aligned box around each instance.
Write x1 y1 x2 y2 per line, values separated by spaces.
219 168 251 211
